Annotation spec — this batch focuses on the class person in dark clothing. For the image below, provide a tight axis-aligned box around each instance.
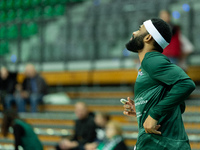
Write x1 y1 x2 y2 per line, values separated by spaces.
16 64 48 112
1 110 43 150
97 121 128 150
0 67 18 110
56 102 96 150
85 112 110 150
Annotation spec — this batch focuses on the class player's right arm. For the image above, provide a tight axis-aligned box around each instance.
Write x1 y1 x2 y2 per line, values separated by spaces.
123 97 136 117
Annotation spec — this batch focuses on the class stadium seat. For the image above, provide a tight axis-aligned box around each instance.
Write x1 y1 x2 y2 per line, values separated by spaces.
49 0 58 5
54 5 65 16
44 6 54 17
14 0 22 9
15 9 24 21
7 10 16 22
6 0 14 9
0 11 6 23
0 41 9 55
23 9 34 20
22 0 31 8
33 7 43 19
60 0 69 4
7 25 18 39
0 26 7 39
28 22 38 35
0 0 5 10
21 24 29 38
41 0 50 6
69 0 83 2
31 0 41 7
21 23 38 38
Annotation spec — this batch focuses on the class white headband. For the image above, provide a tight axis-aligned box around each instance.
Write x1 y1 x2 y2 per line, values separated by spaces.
143 20 169 49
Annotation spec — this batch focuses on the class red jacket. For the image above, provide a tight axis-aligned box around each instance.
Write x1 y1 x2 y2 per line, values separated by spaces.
163 26 181 58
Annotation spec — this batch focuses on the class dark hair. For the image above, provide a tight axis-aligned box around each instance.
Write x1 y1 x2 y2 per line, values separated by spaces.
96 112 110 121
1 110 19 137
151 18 172 53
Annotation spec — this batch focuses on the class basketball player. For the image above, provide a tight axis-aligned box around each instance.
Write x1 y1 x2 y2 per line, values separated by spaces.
123 18 195 150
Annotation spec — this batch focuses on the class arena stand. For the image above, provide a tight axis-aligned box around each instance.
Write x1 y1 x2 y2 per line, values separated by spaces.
1 0 200 149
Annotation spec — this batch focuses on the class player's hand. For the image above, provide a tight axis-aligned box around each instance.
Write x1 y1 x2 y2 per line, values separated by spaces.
143 115 161 135
123 97 136 117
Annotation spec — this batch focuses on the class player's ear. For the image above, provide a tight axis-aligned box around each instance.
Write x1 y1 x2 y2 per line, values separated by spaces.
144 34 152 42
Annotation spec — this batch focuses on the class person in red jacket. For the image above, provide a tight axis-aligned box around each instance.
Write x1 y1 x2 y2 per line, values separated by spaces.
159 10 194 71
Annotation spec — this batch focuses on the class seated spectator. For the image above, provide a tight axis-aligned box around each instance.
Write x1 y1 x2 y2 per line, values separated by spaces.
0 67 17 111
97 121 128 150
85 112 110 150
56 102 96 150
1 109 43 150
16 64 48 112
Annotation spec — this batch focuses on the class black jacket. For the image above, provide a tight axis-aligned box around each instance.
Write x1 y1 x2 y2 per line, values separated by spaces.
72 114 96 146
0 72 17 94
22 74 48 95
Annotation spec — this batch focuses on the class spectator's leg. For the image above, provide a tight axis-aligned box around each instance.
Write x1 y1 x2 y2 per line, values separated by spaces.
4 94 14 110
15 95 26 112
30 93 43 113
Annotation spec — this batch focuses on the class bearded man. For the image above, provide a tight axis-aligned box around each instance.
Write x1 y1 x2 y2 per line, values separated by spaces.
123 18 195 150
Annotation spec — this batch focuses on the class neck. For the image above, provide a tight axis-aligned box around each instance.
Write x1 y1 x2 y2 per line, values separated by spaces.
138 45 157 64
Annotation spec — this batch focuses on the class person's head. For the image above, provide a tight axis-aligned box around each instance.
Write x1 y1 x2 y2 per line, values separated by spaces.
94 112 110 128
159 10 171 24
24 64 37 78
126 18 172 53
1 110 19 137
75 102 89 120
105 121 122 139
0 67 9 80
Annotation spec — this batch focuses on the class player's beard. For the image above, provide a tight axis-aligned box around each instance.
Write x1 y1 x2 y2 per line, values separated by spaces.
125 33 148 53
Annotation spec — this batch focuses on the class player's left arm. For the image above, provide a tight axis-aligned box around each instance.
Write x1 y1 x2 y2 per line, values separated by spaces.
143 78 195 134
142 54 196 134
149 78 195 120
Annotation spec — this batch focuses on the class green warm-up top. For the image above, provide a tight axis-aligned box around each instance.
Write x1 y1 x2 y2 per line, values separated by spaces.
134 52 195 150
14 119 43 150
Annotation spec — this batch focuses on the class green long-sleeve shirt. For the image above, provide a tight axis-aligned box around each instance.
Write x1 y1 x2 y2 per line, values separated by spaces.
134 52 195 150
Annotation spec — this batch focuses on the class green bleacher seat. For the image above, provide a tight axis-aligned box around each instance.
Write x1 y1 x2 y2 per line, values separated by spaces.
0 41 9 55
69 0 83 2
28 22 38 35
22 0 31 8
0 26 7 39
21 22 38 38
0 0 6 10
49 0 58 5
44 6 54 17
21 24 29 38
41 0 50 5
0 11 6 23
15 9 24 21
7 10 16 22
14 0 22 9
54 5 65 16
7 25 18 39
60 0 69 4
31 0 41 7
33 7 43 19
23 9 34 20
6 0 14 9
